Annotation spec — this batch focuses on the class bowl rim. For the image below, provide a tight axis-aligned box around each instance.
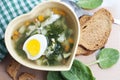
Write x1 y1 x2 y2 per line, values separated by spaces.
5 1 80 71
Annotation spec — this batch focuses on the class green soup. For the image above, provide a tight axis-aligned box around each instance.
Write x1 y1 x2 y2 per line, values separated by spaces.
11 8 74 66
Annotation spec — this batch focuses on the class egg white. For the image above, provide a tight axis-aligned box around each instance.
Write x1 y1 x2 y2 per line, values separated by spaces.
41 14 60 27
23 34 47 60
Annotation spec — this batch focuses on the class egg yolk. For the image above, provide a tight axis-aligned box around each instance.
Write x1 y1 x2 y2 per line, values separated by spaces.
26 39 41 57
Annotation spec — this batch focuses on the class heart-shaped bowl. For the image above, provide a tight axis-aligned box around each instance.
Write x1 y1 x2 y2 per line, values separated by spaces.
5 1 80 71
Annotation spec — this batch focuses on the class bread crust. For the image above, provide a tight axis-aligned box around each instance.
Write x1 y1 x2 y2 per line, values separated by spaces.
76 45 95 56
79 15 91 27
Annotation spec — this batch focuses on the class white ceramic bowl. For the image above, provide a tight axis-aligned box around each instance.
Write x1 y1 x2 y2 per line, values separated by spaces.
5 1 80 71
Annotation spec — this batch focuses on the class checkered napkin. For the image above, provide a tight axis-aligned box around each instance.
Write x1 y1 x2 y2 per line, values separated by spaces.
0 0 42 61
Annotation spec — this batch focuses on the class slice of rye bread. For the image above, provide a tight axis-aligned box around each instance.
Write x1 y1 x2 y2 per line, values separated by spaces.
76 45 95 56
79 15 91 45
76 15 94 55
79 8 113 50
18 73 35 80
7 60 21 80
79 15 91 28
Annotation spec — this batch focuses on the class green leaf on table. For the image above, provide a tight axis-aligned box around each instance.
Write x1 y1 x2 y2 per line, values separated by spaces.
76 0 103 9
47 60 95 80
47 71 65 80
97 48 119 69
61 59 95 80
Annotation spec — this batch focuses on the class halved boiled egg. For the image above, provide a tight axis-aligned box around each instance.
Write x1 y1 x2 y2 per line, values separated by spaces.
23 34 47 60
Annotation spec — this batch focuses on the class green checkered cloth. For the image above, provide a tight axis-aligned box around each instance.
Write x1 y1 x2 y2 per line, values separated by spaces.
0 0 43 61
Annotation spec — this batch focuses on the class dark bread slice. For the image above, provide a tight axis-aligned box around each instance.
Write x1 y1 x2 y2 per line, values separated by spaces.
7 60 21 80
18 73 35 80
79 8 113 50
